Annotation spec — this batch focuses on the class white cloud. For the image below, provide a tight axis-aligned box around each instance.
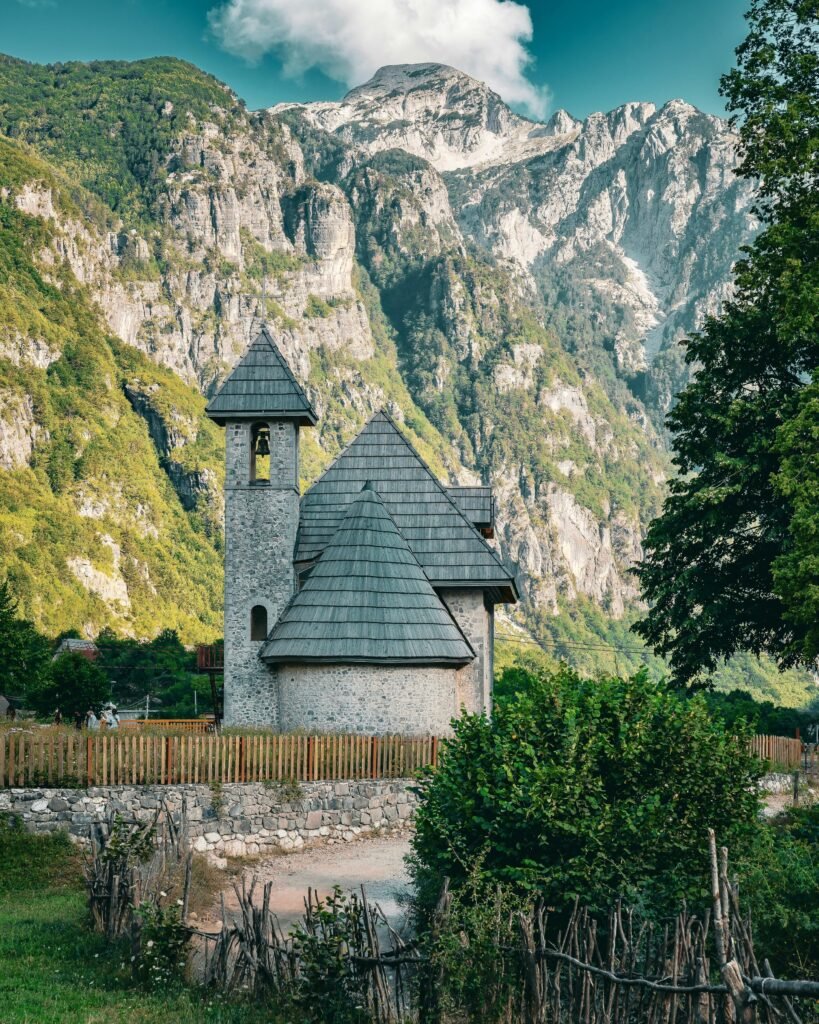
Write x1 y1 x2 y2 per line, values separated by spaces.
208 0 548 118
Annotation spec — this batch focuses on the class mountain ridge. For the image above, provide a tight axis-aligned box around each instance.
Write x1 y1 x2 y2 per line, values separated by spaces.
0 53 810 704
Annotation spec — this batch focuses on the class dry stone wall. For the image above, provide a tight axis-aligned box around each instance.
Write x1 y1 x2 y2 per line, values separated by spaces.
0 779 417 858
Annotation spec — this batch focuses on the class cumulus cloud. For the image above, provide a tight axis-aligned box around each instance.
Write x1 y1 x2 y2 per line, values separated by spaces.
208 0 548 118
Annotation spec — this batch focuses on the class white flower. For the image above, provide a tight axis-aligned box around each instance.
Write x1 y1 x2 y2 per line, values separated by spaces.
146 940 154 948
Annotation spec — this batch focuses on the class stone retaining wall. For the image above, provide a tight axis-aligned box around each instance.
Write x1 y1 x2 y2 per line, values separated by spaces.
0 779 418 860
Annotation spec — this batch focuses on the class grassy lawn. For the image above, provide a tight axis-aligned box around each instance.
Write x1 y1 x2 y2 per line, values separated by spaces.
0 819 275 1023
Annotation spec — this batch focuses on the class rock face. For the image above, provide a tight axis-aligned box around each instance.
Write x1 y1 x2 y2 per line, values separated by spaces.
0 390 45 469
0 57 757 643
286 65 754 416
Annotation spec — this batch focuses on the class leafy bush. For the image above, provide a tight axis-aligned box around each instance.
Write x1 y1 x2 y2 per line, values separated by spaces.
135 900 189 990
412 666 762 916
738 803 819 977
290 887 370 1024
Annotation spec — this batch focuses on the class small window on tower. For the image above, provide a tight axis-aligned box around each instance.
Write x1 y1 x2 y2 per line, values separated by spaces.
250 604 268 641
250 422 270 484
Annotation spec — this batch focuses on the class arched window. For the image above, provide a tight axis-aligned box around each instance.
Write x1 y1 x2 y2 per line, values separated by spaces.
250 604 268 641
250 422 270 484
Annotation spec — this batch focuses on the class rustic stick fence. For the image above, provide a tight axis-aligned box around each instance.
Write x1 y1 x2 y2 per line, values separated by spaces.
190 839 819 1023
0 732 440 787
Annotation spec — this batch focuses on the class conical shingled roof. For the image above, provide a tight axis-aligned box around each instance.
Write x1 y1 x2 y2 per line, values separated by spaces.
261 483 475 665
295 411 517 602
206 327 316 425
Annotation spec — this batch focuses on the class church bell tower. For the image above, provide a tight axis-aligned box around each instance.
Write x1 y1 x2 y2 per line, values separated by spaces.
206 327 316 725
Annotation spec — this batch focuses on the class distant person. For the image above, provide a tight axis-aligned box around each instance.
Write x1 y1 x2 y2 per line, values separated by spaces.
73 710 83 730
6 704 15 722
101 707 119 730
53 709 63 725
85 708 99 731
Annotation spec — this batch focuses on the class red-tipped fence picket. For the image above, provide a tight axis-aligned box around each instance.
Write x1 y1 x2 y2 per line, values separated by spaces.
0 732 440 788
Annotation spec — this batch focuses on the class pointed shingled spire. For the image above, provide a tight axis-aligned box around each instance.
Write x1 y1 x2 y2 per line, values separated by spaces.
260 483 475 665
206 326 317 425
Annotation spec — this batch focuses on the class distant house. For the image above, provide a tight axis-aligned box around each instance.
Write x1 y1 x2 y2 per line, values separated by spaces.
53 638 99 661
206 326 518 734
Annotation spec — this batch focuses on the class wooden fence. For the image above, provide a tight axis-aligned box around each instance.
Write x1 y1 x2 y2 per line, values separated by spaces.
0 732 440 788
120 719 214 733
0 731 804 788
748 733 802 768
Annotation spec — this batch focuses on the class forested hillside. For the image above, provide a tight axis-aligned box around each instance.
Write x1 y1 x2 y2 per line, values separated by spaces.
0 53 812 703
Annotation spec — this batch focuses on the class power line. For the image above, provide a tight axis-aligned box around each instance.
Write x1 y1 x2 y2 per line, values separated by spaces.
495 631 651 658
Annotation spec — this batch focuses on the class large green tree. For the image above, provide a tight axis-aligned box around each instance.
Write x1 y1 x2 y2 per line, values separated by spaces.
0 578 51 702
635 0 819 684
27 652 111 719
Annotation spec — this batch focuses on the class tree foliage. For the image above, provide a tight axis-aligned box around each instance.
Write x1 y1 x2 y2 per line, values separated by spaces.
411 667 762 916
0 577 51 701
635 0 819 683
27 652 111 718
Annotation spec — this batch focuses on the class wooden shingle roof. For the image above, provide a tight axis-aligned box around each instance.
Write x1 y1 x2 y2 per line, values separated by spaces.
206 327 317 425
447 486 495 529
261 483 475 665
296 411 517 602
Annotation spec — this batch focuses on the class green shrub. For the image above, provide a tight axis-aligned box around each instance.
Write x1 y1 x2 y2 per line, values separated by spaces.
739 804 819 977
135 900 189 991
290 888 370 1024
411 666 762 916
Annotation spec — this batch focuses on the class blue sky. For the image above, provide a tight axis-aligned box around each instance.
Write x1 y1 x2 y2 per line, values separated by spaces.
4 0 749 120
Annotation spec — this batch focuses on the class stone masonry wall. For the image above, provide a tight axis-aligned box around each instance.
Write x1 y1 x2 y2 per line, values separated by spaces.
223 419 300 726
276 663 460 735
0 779 418 859
439 589 493 716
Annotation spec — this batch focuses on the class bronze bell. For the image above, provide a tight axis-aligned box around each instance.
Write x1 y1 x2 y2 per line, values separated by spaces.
255 430 270 457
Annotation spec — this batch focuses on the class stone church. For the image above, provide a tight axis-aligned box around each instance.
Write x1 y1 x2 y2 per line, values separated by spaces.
206 328 517 734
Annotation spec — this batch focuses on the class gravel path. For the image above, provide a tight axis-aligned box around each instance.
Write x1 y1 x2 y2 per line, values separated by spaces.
208 834 413 936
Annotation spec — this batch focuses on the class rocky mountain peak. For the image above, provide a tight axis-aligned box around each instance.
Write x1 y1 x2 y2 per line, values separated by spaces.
343 62 489 103
274 61 540 172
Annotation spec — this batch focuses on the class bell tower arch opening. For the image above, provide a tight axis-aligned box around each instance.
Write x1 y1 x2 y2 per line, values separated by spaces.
250 422 271 484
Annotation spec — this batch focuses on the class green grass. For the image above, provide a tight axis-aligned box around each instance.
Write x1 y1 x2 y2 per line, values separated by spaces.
0 818 275 1023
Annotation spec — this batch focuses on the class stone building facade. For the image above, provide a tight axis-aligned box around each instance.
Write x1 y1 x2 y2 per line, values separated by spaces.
207 327 517 733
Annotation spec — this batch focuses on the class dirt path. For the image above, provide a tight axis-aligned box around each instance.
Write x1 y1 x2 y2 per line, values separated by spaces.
206 835 413 936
